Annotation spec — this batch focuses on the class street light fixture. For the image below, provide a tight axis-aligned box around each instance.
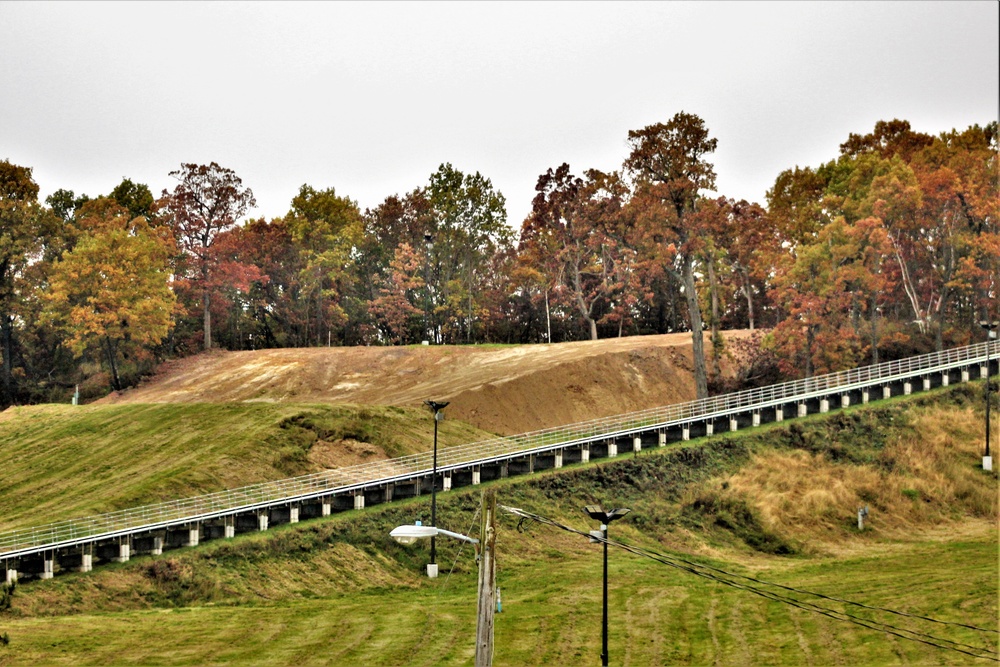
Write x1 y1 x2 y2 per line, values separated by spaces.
425 400 449 577
980 320 998 472
585 505 631 667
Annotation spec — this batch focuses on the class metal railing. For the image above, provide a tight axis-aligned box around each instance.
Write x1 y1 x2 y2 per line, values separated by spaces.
0 340 990 558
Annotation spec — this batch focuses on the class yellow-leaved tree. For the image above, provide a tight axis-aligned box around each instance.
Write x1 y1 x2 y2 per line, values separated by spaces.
42 200 177 392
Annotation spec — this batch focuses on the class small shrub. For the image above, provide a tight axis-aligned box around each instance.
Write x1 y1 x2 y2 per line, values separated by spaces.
901 488 920 500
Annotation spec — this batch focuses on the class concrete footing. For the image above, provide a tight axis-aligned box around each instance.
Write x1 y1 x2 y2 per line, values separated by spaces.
289 506 299 524
923 377 931 391
258 513 269 531
982 366 989 380
426 563 438 578
554 451 563 468
798 404 807 418
985 456 993 472
682 425 690 441
941 373 949 387
863 389 870 404
962 369 970 382
322 500 332 516
904 382 912 395
6 568 17 584
79 553 93 573
184 527 199 547
705 423 714 436
442 475 452 492
115 543 131 563
658 432 666 447
752 413 760 427
819 399 829 414
633 436 642 452
883 386 891 400
472 468 481 485
41 557 54 579
224 523 235 538
775 407 783 422
152 536 164 555
608 442 618 458
353 494 365 511
841 394 850 409
580 447 590 463
730 418 738 432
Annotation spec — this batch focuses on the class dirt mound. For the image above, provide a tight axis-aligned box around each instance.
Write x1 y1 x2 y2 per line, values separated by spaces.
102 331 755 434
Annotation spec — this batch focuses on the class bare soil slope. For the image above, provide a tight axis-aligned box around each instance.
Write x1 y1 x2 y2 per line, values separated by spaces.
103 331 753 434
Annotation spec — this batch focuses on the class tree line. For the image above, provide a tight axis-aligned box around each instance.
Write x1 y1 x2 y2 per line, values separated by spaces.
1 113 996 407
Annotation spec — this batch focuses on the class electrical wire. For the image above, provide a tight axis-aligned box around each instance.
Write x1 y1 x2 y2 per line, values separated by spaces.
500 505 1000 662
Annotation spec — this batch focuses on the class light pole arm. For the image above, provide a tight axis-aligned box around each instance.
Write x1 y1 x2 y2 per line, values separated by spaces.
436 527 480 545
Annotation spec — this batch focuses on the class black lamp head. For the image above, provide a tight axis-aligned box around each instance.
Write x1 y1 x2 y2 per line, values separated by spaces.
425 400 450 413
584 505 631 524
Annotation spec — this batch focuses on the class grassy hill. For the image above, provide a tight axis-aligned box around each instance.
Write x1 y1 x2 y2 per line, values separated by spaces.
0 403 496 531
0 384 996 665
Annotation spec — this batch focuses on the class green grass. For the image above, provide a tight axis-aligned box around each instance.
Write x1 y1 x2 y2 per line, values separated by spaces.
0 403 496 531
0 385 996 665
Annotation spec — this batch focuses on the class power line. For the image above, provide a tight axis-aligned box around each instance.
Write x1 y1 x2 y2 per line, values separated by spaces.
501 505 1000 662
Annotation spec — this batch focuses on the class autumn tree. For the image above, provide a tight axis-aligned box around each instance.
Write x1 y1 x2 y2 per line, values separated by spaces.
42 200 176 391
0 160 61 405
158 162 256 350
285 184 363 346
369 243 426 344
624 112 718 398
426 163 512 343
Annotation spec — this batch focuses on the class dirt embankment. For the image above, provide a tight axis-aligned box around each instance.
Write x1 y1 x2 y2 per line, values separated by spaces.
102 331 754 435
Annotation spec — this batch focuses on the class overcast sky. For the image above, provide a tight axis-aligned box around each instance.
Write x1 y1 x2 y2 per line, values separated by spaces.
2 1 997 229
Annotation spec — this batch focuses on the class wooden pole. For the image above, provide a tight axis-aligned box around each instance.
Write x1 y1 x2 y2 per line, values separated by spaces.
475 489 497 667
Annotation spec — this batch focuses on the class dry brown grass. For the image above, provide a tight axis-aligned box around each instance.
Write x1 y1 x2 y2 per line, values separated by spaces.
708 405 997 551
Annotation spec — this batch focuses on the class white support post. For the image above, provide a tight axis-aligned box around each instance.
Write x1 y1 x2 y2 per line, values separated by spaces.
730 417 738 432
321 499 332 516
443 474 452 492
752 413 761 427
841 394 850 409
904 382 912 395
5 568 17 584
633 436 642 452
658 432 666 447
982 365 989 380
41 555 54 580
80 551 92 573
353 494 365 511
472 468 482 485
185 527 199 547
607 442 618 458
705 422 714 436
289 506 299 524
862 389 870 404
923 377 931 391
581 446 590 463
554 450 563 468
941 373 949 387
152 536 164 555
117 542 131 563
984 456 993 472
775 407 783 422
258 513 269 531
682 425 690 441
962 369 970 382
883 386 891 400
819 399 829 414
224 518 235 538
798 403 807 418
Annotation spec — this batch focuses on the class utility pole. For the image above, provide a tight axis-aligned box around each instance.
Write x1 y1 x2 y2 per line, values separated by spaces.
475 489 497 667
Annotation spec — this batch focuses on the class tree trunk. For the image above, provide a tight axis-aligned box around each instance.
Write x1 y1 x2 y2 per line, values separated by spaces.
740 267 755 331
706 257 722 378
1 314 13 405
682 254 709 399
104 336 121 391
544 290 551 343
203 291 212 350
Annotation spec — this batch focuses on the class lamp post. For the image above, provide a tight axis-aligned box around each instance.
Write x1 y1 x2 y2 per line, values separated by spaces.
980 320 998 471
585 505 631 667
425 400 449 577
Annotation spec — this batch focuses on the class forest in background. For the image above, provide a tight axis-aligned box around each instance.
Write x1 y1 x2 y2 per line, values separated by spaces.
1 114 996 407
